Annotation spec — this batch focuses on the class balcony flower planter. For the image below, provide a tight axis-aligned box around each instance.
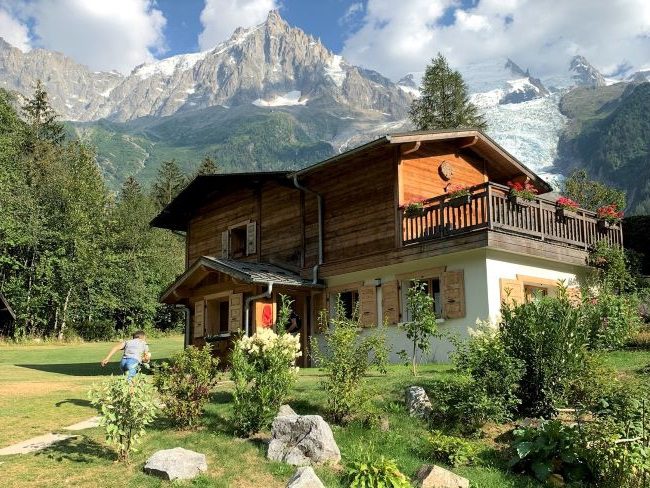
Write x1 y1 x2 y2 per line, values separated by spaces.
508 194 533 207
596 204 623 232
448 194 471 208
597 219 617 232
507 180 538 208
556 207 578 219
404 202 425 217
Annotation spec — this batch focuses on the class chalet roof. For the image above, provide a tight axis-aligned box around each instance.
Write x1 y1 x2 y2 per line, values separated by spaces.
161 256 322 303
293 129 552 194
0 292 15 320
150 171 292 231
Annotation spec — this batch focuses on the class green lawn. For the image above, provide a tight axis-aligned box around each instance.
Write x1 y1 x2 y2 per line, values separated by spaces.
0 339 647 487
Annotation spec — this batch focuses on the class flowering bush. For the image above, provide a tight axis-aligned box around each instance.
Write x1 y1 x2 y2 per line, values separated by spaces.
556 196 580 212
507 180 538 201
403 200 425 216
446 184 471 199
596 204 624 223
231 326 301 436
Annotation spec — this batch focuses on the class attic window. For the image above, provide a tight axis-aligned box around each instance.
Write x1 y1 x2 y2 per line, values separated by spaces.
221 221 257 259
230 226 247 258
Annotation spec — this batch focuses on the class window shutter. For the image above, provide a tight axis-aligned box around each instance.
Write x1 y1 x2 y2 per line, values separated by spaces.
193 300 205 338
381 281 400 325
221 230 229 259
359 285 378 327
228 293 243 332
246 221 257 256
442 270 465 319
500 278 525 305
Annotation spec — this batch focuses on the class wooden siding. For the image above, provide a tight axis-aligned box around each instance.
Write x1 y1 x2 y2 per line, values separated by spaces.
399 142 487 205
260 184 303 267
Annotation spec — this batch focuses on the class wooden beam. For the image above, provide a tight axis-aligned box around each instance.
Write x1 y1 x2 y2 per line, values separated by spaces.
458 135 479 149
400 141 421 156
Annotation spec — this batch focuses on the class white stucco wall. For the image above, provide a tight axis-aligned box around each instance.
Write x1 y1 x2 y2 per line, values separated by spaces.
315 249 490 363
484 249 587 320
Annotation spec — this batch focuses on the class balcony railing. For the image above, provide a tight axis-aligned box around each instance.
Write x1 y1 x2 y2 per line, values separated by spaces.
401 182 623 250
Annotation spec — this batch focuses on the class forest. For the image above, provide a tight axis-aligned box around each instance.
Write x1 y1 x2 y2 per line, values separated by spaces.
0 84 197 340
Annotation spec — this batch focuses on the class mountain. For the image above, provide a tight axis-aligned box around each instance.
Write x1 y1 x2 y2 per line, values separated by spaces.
570 55 607 88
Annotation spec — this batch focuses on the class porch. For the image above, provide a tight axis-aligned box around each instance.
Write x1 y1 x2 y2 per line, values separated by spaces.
401 182 623 250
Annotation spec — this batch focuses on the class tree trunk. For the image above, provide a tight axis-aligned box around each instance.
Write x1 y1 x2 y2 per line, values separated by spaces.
57 287 72 341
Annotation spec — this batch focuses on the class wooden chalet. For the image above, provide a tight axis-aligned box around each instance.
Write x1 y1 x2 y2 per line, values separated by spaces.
152 129 622 363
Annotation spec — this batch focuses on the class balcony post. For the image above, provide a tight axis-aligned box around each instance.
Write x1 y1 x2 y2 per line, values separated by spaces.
487 184 493 230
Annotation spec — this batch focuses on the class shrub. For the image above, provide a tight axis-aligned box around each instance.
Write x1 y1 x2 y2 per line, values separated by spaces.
344 453 411 488
628 325 650 349
399 281 438 376
88 375 159 462
231 327 301 436
311 297 389 424
452 321 524 418
153 344 219 428
500 292 589 417
73 319 117 341
428 431 477 467
582 289 641 350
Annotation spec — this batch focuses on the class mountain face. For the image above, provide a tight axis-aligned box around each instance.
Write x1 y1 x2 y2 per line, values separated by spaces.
570 55 606 88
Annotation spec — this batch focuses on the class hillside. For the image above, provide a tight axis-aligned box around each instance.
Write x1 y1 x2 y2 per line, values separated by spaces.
557 82 650 214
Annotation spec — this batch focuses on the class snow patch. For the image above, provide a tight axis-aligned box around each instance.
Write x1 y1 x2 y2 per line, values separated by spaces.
506 78 540 95
252 90 308 107
470 89 504 108
325 55 347 87
398 85 420 97
134 51 208 80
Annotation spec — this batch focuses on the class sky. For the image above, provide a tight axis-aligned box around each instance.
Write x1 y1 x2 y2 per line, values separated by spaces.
0 0 648 80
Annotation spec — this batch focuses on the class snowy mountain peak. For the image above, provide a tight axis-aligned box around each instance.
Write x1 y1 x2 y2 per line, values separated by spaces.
505 58 528 78
570 55 606 87
397 74 418 88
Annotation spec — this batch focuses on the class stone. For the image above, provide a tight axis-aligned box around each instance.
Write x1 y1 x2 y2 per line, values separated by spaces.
268 415 341 466
278 404 297 417
286 466 325 488
143 447 207 481
405 386 433 419
0 433 77 455
414 465 469 488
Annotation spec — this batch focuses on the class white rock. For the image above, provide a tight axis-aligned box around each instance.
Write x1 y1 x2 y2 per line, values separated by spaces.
268 415 340 466
143 447 207 480
286 466 325 488
414 464 469 488
278 404 297 417
405 386 433 419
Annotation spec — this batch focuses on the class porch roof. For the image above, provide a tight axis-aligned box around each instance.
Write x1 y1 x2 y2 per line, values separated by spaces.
161 257 323 303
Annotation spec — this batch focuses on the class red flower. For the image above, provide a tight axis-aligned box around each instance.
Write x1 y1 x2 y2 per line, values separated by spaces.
556 196 580 210
597 204 623 222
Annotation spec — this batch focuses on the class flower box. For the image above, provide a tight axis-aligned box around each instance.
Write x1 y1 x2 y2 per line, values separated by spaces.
448 194 471 208
556 207 578 219
597 219 615 232
508 194 533 207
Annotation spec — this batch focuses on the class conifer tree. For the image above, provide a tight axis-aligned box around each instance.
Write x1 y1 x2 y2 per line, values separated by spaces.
409 53 487 131
195 155 219 176
151 159 187 209
21 80 65 148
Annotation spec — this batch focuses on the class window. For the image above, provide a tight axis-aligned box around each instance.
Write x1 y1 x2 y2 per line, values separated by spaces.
401 278 442 321
525 285 548 303
339 290 359 320
230 226 247 258
205 298 230 335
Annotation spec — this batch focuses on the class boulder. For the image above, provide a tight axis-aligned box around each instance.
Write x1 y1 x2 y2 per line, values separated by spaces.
278 404 298 417
286 466 325 488
143 447 207 481
414 464 469 488
268 415 341 466
405 386 433 419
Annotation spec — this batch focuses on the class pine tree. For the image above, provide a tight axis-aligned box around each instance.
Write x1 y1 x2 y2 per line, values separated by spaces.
21 80 65 148
151 159 187 209
409 53 487 131
195 156 220 176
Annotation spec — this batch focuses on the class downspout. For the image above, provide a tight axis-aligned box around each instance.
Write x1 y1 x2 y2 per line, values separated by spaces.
292 175 323 284
244 282 273 336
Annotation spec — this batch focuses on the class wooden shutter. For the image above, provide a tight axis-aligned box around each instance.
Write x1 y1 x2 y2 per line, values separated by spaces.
221 230 229 258
229 293 243 332
442 270 466 319
246 221 257 256
359 285 377 327
381 281 400 325
500 278 525 305
193 300 205 338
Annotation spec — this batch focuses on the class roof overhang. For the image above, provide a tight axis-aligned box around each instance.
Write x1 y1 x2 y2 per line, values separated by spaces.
161 257 323 304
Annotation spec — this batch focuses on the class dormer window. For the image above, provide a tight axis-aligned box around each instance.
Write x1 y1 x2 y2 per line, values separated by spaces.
221 221 257 259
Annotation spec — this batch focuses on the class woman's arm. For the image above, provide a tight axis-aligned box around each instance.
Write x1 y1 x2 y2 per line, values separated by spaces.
101 341 125 366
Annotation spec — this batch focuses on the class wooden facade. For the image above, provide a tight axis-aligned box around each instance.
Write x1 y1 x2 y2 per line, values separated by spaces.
152 130 618 358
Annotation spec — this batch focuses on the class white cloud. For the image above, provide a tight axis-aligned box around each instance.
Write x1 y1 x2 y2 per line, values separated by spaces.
0 6 30 51
198 0 278 50
21 0 166 73
339 2 364 27
342 0 650 80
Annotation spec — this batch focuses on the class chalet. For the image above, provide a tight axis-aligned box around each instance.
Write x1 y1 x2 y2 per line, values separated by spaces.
0 291 16 337
152 130 623 364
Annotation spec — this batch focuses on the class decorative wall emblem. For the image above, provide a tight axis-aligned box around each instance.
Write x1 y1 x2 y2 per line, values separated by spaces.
439 161 453 180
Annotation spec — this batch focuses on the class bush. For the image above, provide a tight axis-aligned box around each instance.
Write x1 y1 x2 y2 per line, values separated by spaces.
428 431 477 467
344 453 411 488
399 281 438 376
231 327 301 436
628 325 650 349
88 375 159 462
452 321 524 418
73 319 117 341
311 297 389 424
582 289 641 350
153 344 219 428
500 292 589 417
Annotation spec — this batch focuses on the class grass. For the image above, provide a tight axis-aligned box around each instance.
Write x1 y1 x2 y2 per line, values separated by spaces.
0 339 647 487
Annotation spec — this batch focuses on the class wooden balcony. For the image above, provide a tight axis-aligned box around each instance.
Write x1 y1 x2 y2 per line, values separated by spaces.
401 182 623 251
